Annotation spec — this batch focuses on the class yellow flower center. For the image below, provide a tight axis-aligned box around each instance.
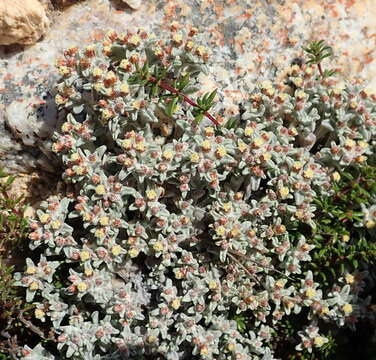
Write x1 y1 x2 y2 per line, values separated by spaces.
172 33 183 43
303 168 314 179
77 282 88 292
305 288 316 298
321 306 329 315
51 220 61 230
147 335 157 344
238 140 247 153
342 234 350 242
95 185 106 195
99 216 109 226
204 127 214 137
128 35 141 46
175 270 184 279
128 248 139 258
94 228 105 238
293 161 303 171
119 59 130 70
262 152 271 161
244 127 254 136
227 343 235 352
216 146 227 158
26 266 37 275
345 139 356 148
292 77 303 87
201 140 211 151
190 152 200 163
120 83 129 94
278 187 290 199
83 213 92 221
223 202 232 213
171 298 181 310
196 45 207 57
39 214 50 224
102 109 113 120
111 245 122 256
153 242 164 252
84 268 93 277
260 80 272 89
34 309 45 319
253 137 265 148
92 67 103 77
313 336 325 347
162 150 173 161
331 172 341 181
29 281 39 291
146 190 157 201
80 251 90 261
342 303 353 314
215 226 226 236
230 228 240 238
135 142 145 152
200 346 209 356
366 220 375 229
358 140 368 149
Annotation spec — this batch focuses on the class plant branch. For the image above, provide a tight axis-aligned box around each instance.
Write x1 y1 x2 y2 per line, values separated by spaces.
227 252 261 285
229 249 295 281
18 310 52 341
317 63 323 77
148 76 219 126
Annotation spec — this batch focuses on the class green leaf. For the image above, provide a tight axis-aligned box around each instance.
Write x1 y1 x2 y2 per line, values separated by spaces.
194 113 204 124
207 89 217 103
165 97 179 117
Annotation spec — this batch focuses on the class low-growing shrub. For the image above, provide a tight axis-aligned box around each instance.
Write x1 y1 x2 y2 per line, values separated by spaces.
273 163 376 359
0 169 32 359
13 25 376 360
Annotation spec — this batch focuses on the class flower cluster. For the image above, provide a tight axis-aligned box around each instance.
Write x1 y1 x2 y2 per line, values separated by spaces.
16 27 376 360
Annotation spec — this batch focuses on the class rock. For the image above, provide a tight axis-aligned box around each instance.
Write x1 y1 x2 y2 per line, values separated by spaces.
0 0 49 46
121 0 141 10
50 0 82 8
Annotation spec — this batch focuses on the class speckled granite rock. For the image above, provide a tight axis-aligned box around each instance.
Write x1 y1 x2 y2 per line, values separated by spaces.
0 0 375 173
121 0 141 10
0 0 50 46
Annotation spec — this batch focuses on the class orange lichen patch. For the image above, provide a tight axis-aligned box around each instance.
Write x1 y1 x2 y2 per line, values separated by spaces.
4 73 13 81
322 2 340 18
364 50 374 65
349 0 376 17
345 0 356 9
200 0 215 14
262 40 271 51
300 0 325 16
209 28 225 47
237 9 252 20
164 2 177 17
214 4 224 18
90 30 105 42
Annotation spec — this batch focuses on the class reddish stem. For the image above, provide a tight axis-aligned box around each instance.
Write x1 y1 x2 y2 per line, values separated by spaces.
148 76 219 126
317 63 324 77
